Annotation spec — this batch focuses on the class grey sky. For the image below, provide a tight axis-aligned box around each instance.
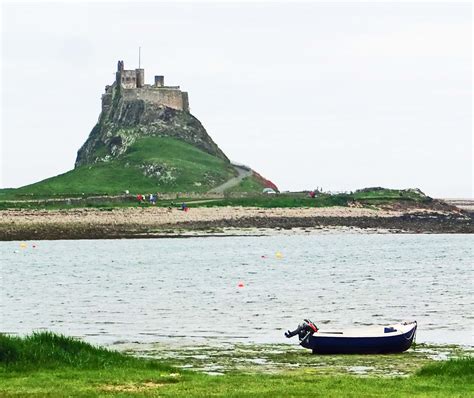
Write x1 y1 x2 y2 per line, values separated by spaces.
1 1 472 197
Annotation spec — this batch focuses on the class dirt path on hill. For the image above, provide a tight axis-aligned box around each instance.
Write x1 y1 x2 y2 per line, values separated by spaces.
208 166 253 194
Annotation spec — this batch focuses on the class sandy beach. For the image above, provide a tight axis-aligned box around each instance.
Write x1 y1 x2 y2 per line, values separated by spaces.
1 206 472 240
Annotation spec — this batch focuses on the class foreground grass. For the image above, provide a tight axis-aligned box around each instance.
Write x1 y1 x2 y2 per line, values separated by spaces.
1 333 472 397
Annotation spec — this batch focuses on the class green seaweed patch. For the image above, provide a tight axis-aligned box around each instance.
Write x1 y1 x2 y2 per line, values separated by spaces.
118 342 473 377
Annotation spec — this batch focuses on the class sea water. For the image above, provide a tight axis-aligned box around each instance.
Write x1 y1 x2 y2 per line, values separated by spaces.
1 234 472 346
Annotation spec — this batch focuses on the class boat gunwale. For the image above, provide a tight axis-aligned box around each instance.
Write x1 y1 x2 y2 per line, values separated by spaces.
309 322 417 340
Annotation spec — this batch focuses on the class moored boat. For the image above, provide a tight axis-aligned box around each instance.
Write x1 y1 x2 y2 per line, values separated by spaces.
285 319 417 354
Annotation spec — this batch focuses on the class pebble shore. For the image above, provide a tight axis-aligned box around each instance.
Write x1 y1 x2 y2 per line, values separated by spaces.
1 206 472 240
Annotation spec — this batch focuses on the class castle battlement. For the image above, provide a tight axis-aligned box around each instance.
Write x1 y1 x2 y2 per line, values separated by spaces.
101 60 189 112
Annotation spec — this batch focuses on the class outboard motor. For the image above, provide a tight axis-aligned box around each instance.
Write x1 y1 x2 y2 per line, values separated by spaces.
285 319 319 341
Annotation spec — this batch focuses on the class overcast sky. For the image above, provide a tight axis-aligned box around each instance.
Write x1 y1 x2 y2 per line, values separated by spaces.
1 1 472 197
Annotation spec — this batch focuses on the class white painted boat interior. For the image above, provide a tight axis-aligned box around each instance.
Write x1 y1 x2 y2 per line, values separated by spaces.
315 322 416 338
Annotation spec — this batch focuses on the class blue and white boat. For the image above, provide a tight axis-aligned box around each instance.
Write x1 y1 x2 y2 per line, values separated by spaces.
285 319 417 354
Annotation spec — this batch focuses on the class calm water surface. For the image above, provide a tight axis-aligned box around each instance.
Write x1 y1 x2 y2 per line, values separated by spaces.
1 234 472 346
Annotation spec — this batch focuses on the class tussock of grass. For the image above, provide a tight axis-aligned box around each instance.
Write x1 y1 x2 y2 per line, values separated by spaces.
0 332 170 371
416 357 474 378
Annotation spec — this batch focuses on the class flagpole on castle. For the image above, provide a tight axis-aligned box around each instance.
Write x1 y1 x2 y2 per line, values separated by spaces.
139 46 141 69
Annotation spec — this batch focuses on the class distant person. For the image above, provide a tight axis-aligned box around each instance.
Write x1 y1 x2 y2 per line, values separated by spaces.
137 194 143 203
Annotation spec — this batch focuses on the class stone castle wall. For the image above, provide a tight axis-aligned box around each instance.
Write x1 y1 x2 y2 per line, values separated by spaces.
121 88 189 111
107 61 190 112
101 92 113 111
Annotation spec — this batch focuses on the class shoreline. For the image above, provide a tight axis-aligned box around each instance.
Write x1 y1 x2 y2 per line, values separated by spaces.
1 206 472 240
1 332 472 397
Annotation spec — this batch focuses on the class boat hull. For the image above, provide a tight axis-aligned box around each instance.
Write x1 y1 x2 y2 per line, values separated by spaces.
301 323 417 354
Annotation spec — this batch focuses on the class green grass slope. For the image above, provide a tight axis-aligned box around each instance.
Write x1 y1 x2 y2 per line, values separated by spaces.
225 176 269 193
196 189 432 208
1 137 240 199
1 332 472 397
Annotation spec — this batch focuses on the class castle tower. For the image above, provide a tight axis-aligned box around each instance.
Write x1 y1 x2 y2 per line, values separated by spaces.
154 75 164 87
116 60 124 86
136 69 144 88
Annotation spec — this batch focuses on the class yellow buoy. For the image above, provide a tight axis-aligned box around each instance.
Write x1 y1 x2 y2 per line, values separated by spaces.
19 242 27 249
275 251 283 259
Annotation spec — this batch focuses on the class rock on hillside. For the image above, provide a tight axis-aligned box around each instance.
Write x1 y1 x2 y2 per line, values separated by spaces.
75 86 228 167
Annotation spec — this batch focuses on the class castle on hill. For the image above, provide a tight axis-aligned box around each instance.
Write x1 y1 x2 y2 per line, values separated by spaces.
101 60 189 112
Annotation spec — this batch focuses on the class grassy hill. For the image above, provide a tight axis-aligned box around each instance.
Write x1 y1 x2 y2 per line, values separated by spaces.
1 80 275 201
0 137 247 199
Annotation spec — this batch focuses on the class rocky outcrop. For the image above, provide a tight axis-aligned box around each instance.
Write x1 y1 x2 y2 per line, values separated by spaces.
75 87 228 167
